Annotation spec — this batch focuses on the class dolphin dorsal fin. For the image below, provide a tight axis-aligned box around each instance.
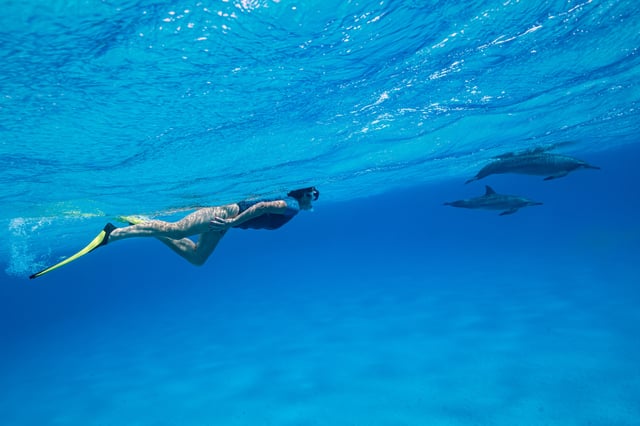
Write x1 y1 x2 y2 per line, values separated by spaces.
493 152 515 159
485 185 496 195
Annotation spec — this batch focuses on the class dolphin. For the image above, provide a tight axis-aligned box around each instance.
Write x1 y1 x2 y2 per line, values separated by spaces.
465 146 600 184
444 185 543 215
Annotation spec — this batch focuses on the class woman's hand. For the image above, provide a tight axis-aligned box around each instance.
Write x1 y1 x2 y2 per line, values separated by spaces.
209 216 232 232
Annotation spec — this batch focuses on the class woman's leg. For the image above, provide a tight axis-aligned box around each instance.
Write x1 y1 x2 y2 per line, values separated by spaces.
156 230 227 266
108 205 239 243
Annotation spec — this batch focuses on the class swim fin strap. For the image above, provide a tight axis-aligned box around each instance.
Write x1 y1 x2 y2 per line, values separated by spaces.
29 223 116 280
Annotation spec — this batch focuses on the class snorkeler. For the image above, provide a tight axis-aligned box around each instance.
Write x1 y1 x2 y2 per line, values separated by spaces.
29 187 320 279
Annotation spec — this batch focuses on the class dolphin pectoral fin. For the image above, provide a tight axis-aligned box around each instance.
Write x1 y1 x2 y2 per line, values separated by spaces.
465 177 478 184
544 171 569 180
499 208 518 216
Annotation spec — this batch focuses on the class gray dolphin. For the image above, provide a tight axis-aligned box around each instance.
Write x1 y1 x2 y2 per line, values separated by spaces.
465 146 600 184
444 185 543 215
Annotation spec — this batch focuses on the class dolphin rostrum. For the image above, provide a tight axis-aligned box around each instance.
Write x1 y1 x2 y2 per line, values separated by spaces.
444 185 543 216
465 146 600 184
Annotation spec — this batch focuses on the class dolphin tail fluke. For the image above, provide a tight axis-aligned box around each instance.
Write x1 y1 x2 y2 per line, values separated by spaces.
584 163 601 170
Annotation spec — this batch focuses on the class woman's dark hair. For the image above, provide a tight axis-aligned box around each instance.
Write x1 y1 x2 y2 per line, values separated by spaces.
287 186 320 201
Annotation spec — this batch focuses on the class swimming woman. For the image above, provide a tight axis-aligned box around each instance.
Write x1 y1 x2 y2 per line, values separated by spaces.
30 187 319 278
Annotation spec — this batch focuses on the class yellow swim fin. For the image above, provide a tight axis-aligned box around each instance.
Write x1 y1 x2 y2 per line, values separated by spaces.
115 215 149 225
29 223 117 279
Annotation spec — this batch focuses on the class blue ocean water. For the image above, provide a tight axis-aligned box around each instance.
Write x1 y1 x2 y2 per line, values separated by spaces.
2 0 640 424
